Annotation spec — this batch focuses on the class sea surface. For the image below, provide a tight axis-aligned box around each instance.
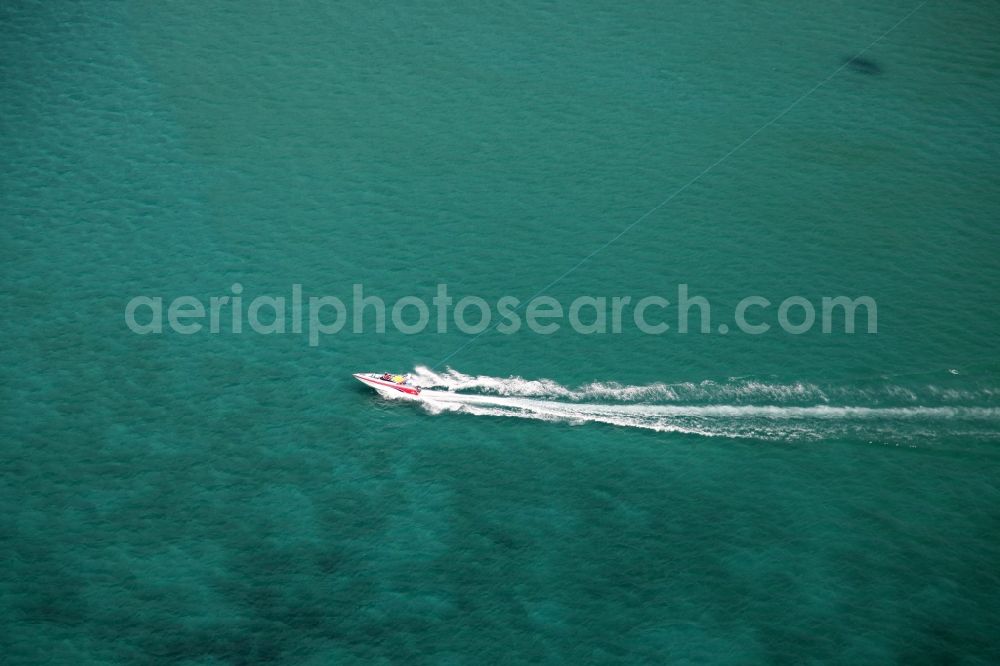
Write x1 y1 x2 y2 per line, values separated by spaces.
2 1 1000 663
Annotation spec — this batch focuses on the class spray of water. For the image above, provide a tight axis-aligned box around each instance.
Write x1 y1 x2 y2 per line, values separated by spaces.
384 367 1000 442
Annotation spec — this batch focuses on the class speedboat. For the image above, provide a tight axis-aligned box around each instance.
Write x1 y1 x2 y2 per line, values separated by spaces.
353 372 422 397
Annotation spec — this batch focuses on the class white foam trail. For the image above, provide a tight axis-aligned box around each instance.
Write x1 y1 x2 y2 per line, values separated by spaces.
411 366 998 405
402 368 1000 440
418 390 999 419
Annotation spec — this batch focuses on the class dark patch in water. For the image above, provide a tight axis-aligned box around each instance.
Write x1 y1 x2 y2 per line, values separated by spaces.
843 56 882 75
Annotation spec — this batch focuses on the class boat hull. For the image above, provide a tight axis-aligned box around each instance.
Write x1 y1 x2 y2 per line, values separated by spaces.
353 373 421 397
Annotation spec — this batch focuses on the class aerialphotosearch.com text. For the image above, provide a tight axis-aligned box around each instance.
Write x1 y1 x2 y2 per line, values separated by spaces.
124 283 877 346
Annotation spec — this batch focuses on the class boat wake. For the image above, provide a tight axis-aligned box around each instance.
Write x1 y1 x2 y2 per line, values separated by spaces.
384 367 1000 442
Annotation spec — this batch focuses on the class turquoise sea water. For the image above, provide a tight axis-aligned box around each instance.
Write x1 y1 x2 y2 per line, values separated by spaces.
3 1 1000 663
